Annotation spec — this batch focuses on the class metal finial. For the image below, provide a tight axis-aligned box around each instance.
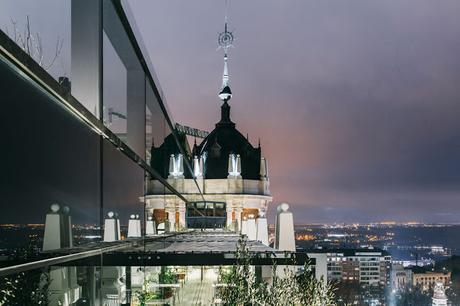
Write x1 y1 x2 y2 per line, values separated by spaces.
218 0 234 102
218 0 234 53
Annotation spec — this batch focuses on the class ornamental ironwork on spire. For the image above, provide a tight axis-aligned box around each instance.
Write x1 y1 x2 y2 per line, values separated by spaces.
218 0 234 103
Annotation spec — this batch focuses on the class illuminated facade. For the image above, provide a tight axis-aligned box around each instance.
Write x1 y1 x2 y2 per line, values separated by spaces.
413 271 451 291
145 6 272 244
305 249 391 286
145 96 272 243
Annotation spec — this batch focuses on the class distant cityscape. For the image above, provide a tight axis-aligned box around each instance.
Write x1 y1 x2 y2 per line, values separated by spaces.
293 222 459 262
1 221 459 304
2 222 458 267
286 222 458 305
2 222 459 262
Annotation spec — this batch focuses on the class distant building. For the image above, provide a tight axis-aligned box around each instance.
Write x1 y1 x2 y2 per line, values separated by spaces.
145 37 272 246
145 105 272 239
390 263 413 291
412 270 451 291
305 248 391 286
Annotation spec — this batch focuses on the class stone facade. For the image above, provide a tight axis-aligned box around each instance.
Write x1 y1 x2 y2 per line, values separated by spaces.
145 177 272 232
413 271 451 291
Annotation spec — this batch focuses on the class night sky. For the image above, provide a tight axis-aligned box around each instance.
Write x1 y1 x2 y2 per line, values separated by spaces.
127 0 460 223
2 1 460 224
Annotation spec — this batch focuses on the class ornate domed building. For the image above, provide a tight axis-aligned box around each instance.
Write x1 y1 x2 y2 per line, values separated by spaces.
145 98 271 242
145 37 271 244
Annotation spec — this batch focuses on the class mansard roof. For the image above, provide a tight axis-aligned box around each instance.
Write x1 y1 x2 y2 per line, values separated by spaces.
150 101 262 180
150 132 193 178
193 102 261 179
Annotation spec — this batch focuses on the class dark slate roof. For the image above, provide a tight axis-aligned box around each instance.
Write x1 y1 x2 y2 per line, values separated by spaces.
150 132 193 178
150 101 261 180
193 102 261 180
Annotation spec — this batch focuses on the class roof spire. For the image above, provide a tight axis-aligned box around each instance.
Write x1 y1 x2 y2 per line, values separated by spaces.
222 54 229 88
218 0 234 103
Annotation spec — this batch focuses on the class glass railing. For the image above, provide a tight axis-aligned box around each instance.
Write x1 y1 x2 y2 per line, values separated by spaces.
1 1 349 306
0 0 205 279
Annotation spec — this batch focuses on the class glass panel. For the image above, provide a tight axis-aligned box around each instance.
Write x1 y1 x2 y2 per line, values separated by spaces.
0 264 103 305
1 2 211 306
102 0 146 158
103 31 127 140
146 81 165 165
145 80 166 234
102 139 145 241
0 0 103 117
0 56 101 267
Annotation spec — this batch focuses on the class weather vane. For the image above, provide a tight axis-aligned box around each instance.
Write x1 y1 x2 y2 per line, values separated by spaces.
217 0 234 102
217 0 234 53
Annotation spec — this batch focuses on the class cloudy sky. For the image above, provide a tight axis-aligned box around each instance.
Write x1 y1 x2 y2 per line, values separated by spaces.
1 0 460 224
126 0 460 224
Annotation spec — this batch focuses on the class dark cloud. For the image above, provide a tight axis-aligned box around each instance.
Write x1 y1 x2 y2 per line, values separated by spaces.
120 1 460 222
126 0 460 223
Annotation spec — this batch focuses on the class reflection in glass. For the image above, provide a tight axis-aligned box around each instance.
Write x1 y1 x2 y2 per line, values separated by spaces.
103 31 128 141
0 56 101 267
0 265 102 305
1 1 208 305
103 140 145 241
102 0 146 158
0 0 71 81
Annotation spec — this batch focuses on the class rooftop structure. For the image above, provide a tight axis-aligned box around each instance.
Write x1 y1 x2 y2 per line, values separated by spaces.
413 270 451 292
304 248 391 287
390 263 413 291
145 0 272 246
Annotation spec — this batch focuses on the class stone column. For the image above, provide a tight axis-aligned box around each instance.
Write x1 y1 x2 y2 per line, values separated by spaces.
43 204 73 251
275 203 295 252
179 206 186 230
146 216 156 236
104 211 120 242
246 218 257 241
241 219 248 236
165 208 175 232
128 214 141 238
256 217 269 246
43 204 80 305
235 207 242 233
226 206 233 229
